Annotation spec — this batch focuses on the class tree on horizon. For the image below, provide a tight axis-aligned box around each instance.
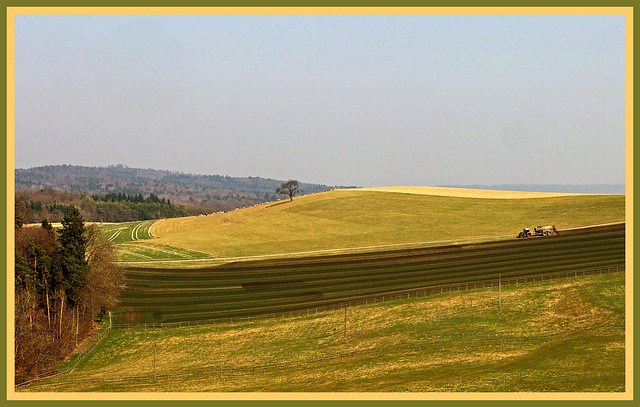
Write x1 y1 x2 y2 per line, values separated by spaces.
276 180 302 202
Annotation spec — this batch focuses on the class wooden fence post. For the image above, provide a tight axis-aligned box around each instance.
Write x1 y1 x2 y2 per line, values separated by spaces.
498 273 501 312
153 341 157 382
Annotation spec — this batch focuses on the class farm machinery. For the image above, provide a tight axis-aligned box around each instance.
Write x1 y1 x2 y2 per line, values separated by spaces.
517 225 557 238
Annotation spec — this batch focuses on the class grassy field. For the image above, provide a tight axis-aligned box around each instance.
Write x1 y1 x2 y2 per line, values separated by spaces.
148 189 625 259
115 241 211 263
100 220 157 243
112 223 624 325
97 220 212 262
18 271 625 393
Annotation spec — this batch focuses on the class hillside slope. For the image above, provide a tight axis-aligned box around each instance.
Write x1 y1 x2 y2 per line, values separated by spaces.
150 188 625 258
20 272 625 392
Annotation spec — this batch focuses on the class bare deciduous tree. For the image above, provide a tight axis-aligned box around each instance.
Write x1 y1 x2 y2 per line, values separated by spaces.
83 225 123 320
276 180 302 202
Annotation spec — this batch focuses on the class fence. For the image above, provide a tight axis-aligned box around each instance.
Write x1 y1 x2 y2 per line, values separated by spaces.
16 265 624 390
112 265 625 329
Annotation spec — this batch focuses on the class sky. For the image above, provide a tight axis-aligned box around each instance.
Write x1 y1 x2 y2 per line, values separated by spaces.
14 12 627 188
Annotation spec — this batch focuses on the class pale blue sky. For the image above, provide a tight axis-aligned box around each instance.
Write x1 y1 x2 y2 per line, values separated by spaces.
15 13 626 187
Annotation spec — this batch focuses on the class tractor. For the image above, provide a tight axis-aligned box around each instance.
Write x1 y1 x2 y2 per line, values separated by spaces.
517 225 556 238
518 228 532 238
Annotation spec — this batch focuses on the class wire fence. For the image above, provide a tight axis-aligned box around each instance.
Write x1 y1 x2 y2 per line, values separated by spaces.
15 264 624 389
112 265 625 330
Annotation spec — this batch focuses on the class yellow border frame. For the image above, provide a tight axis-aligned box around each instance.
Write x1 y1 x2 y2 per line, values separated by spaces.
5 6 634 402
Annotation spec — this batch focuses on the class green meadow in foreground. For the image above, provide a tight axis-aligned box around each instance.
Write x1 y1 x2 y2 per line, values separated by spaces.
147 189 624 259
21 272 625 393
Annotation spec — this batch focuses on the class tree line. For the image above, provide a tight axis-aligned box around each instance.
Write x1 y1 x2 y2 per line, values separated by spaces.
16 165 337 212
91 192 170 204
15 189 189 224
14 207 123 383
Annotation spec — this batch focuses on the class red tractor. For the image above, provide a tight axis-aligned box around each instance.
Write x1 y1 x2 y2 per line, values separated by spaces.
518 226 556 238
518 228 532 238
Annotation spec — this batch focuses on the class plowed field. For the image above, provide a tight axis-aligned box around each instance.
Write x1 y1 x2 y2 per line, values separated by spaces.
113 223 625 326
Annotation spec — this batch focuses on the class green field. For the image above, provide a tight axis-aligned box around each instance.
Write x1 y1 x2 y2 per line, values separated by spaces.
112 223 624 325
97 220 212 262
19 271 625 393
115 241 211 262
100 220 157 243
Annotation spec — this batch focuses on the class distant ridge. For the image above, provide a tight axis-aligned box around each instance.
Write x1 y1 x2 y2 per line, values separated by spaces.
15 164 341 212
439 184 625 195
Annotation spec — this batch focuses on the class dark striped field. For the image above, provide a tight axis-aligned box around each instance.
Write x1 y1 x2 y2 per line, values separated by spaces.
113 223 625 325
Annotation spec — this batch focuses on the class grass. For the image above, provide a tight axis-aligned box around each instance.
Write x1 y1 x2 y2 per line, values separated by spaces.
100 220 157 244
149 189 624 258
97 220 212 262
19 271 625 393
116 241 211 262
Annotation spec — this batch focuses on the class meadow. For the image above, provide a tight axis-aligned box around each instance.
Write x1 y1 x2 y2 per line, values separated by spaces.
148 189 625 259
98 220 211 262
19 271 625 393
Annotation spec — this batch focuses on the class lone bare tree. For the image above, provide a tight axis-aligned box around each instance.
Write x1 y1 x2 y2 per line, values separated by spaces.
277 180 302 202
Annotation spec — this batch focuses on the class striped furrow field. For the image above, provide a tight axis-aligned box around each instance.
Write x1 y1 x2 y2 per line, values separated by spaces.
112 223 625 326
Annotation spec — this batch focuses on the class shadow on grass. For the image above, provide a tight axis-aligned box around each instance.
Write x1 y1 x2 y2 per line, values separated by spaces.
267 200 292 208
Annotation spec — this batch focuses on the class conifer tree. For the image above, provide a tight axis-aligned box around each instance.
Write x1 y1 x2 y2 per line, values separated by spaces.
55 207 88 305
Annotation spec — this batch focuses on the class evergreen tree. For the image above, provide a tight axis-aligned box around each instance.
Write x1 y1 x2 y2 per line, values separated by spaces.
14 252 33 291
55 207 88 305
41 218 53 230
15 201 30 228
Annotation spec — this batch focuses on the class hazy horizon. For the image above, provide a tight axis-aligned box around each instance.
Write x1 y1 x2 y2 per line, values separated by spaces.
14 163 625 195
15 11 627 188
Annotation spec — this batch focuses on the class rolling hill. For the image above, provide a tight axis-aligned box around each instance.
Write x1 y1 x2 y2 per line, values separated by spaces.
107 187 626 326
19 271 625 392
147 187 625 259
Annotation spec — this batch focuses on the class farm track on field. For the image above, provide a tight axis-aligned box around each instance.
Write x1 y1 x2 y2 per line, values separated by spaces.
114 223 625 325
100 220 213 262
103 220 157 244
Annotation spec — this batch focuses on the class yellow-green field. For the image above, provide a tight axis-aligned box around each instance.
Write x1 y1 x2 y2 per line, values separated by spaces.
19 272 625 393
148 189 625 259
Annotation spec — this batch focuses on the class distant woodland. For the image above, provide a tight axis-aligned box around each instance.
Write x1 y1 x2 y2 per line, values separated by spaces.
15 189 189 224
16 165 336 217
